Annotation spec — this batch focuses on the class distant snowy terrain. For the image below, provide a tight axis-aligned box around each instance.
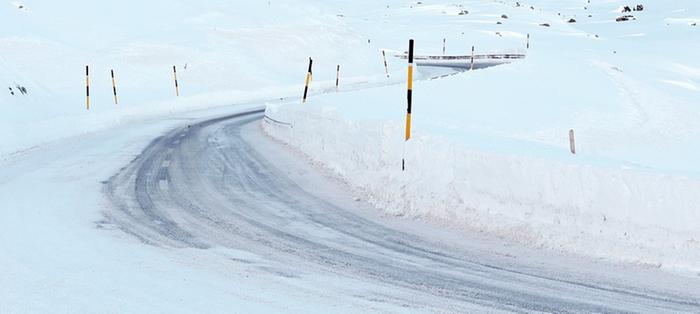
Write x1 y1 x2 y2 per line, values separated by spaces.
0 0 386 156
2 0 700 312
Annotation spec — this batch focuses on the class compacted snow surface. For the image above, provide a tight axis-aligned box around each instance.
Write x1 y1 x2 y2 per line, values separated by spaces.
2 0 700 313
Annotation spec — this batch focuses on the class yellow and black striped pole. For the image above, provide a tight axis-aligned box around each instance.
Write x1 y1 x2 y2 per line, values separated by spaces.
85 65 90 111
470 46 475 71
110 69 118 105
309 60 313 83
382 50 390 78
402 39 414 171
302 58 313 103
335 64 340 91
405 40 414 141
173 65 179 97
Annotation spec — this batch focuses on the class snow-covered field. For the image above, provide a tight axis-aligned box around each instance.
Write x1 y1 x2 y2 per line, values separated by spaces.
2 0 700 312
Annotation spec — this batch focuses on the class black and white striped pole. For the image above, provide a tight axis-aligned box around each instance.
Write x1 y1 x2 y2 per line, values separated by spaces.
527 33 530 49
85 65 90 111
442 38 446 55
382 50 390 78
110 69 118 105
402 39 414 171
335 64 340 91
470 46 475 70
302 58 313 103
173 65 180 97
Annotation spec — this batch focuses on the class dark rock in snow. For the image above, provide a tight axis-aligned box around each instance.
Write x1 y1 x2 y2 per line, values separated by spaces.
616 15 634 22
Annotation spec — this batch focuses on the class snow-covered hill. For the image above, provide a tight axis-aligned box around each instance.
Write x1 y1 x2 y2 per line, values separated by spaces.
0 0 388 156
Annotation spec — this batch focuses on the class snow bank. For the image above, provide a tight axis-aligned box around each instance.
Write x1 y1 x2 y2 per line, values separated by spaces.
264 0 700 272
264 103 700 271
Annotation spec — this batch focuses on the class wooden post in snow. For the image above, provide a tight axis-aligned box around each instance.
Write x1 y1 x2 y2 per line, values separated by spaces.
569 129 576 154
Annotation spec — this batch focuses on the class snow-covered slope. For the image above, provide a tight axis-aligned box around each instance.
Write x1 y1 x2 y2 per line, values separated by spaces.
264 0 700 272
0 0 389 156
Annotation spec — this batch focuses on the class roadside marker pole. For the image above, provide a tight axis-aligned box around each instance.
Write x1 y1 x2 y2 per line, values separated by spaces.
335 64 340 91
302 58 313 103
382 50 390 78
527 33 530 49
569 129 576 154
110 69 118 105
173 65 180 97
402 39 414 171
442 38 446 55
85 65 90 111
470 46 475 70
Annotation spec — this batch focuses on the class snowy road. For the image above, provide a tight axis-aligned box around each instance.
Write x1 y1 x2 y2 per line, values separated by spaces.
104 108 700 313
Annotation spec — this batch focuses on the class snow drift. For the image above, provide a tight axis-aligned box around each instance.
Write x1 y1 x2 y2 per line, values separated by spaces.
264 0 700 272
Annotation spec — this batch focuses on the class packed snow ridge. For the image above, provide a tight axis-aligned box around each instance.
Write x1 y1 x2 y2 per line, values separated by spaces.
264 0 700 273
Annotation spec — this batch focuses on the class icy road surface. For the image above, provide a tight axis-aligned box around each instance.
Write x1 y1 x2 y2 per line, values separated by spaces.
104 108 700 313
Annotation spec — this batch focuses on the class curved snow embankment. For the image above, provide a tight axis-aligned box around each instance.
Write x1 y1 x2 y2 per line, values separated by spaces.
262 104 700 273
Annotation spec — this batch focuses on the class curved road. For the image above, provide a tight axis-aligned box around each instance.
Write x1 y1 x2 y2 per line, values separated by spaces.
104 109 700 313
